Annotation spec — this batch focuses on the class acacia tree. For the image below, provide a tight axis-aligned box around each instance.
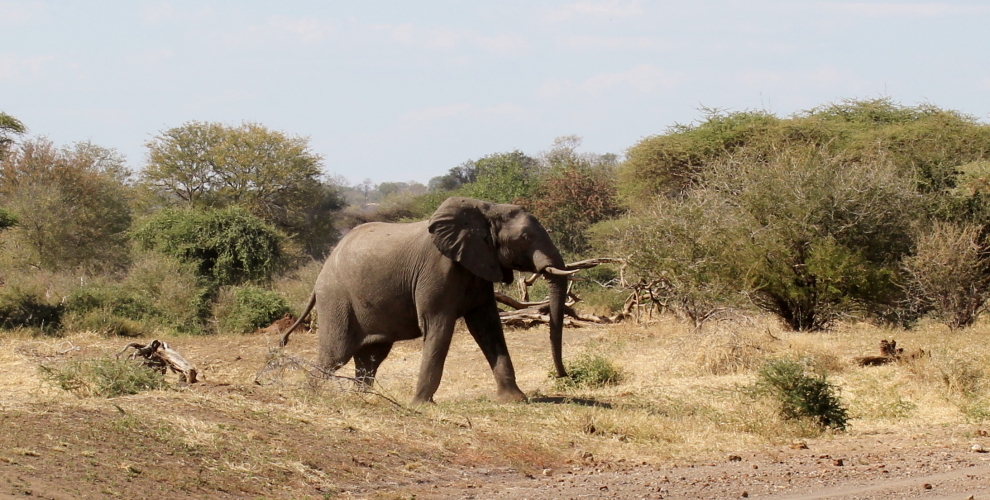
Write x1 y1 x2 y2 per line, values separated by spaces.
143 121 346 258
0 139 133 272
0 112 26 160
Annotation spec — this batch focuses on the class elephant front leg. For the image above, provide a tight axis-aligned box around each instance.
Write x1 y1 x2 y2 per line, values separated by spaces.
412 319 457 405
464 303 527 403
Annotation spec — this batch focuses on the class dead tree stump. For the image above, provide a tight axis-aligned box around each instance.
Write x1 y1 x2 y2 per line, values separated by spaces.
117 340 198 383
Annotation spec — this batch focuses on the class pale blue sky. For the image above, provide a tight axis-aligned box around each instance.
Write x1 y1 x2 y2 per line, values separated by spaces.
3 1 989 184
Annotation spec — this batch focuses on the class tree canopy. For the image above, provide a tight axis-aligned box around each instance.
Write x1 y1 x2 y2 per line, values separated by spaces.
0 138 132 272
0 112 26 159
142 121 346 258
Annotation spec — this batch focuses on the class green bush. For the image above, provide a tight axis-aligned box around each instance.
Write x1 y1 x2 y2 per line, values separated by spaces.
553 354 624 390
60 254 208 336
752 358 848 431
0 286 62 334
0 207 16 231
124 251 209 334
66 284 154 320
39 357 166 398
902 222 990 329
592 190 749 325
214 285 290 334
603 146 920 330
132 206 286 288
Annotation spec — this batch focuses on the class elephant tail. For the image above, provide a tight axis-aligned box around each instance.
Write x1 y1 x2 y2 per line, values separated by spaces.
280 292 316 348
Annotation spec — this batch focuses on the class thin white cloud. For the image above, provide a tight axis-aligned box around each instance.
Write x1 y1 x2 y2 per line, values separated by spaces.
542 64 684 97
474 34 527 54
398 102 531 128
0 53 54 81
399 103 474 128
558 35 675 51
141 2 212 23
269 16 337 42
482 103 529 119
385 23 461 49
822 2 990 17
376 23 526 54
141 2 173 23
133 48 174 66
0 0 47 25
545 0 644 21
735 66 873 94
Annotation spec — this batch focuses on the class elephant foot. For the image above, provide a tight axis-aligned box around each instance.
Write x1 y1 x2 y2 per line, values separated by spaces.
495 387 528 403
410 395 436 405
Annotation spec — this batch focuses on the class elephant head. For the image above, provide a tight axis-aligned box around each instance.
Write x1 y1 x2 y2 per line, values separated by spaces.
429 197 570 377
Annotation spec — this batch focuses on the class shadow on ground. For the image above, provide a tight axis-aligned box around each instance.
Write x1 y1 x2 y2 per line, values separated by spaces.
531 396 612 408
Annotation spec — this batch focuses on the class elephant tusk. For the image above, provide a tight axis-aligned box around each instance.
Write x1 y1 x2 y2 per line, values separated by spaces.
543 266 581 276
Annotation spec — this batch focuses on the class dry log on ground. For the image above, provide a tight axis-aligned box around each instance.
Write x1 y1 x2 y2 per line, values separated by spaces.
856 339 927 367
117 340 198 383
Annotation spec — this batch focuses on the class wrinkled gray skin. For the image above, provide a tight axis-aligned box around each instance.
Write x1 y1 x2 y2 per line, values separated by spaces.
281 197 568 404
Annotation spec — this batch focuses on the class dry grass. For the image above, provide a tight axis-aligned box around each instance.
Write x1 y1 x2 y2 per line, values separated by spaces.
4 313 990 496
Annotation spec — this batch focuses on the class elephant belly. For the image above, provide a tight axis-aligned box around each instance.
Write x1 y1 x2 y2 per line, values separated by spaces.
350 293 423 343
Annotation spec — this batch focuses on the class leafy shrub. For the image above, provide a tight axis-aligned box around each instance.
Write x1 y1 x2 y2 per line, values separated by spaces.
59 253 208 336
0 286 62 334
133 206 286 288
604 146 920 330
39 357 166 398
0 138 132 272
902 222 990 329
66 284 154 320
124 251 209 334
592 190 748 325
553 354 624 390
0 207 15 231
214 285 290 334
752 358 848 431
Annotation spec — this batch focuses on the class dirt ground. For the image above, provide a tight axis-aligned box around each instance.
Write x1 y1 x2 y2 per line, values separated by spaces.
2 322 990 499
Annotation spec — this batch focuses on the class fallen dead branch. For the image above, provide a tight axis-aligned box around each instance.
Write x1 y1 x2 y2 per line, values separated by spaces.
497 257 624 328
255 347 415 414
856 339 928 367
116 340 198 383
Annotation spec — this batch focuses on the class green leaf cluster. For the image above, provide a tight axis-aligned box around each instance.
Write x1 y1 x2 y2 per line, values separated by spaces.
133 206 286 288
752 358 848 431
213 285 290 334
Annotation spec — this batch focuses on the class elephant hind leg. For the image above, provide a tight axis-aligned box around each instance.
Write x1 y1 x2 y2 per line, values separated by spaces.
353 342 393 388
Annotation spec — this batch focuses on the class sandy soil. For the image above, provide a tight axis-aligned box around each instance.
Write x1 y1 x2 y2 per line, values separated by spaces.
2 324 989 499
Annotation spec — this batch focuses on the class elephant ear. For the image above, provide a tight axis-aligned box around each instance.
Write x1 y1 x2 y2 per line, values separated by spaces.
429 197 504 283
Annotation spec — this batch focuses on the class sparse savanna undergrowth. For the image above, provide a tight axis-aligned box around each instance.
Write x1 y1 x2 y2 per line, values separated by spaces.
3 315 990 498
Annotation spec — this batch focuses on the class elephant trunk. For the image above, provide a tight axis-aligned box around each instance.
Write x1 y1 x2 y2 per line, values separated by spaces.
547 274 568 378
533 249 568 378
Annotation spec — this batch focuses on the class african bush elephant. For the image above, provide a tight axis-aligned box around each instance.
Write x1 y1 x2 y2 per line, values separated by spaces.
280 197 572 404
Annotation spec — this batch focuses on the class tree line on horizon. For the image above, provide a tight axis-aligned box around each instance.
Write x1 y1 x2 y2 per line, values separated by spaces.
2 97 990 337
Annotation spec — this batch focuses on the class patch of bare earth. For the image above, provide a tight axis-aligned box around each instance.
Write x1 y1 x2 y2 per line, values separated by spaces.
3 316 990 499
